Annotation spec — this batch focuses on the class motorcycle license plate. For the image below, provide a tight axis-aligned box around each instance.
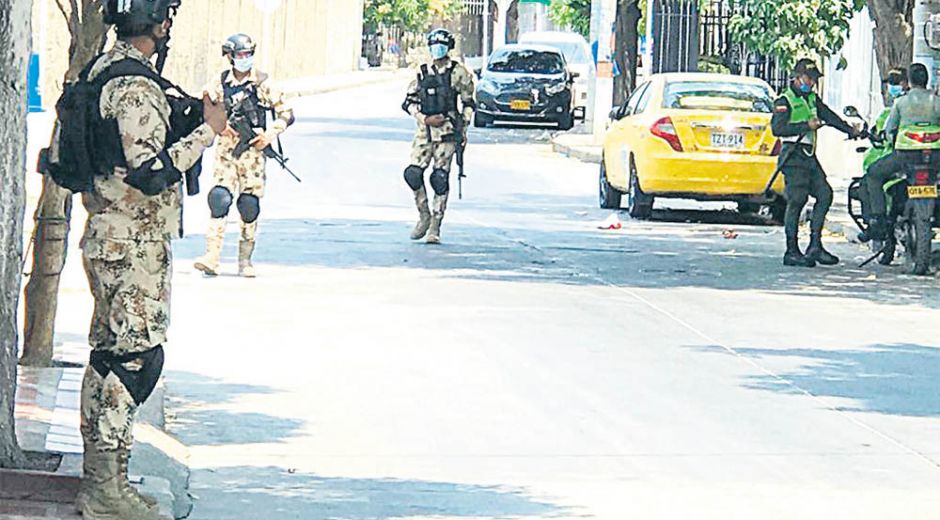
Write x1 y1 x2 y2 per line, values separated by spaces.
907 185 938 198
510 100 531 111
710 132 745 149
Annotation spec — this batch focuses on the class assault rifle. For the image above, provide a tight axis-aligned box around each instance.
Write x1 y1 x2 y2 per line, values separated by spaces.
452 113 467 200
229 96 301 183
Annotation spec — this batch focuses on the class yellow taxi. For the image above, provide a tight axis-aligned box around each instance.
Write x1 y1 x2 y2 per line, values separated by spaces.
600 73 786 219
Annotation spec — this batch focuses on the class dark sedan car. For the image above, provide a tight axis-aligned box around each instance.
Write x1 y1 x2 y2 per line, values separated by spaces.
474 44 580 130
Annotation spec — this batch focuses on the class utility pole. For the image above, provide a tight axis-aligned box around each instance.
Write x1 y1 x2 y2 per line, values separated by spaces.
586 0 617 140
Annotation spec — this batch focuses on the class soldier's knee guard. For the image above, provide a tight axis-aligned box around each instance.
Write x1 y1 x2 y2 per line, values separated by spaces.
89 346 165 406
208 186 233 219
404 165 425 191
430 168 449 195
236 194 261 224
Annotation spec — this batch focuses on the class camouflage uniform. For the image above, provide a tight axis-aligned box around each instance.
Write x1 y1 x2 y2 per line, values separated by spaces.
80 40 215 455
195 69 293 276
402 57 475 243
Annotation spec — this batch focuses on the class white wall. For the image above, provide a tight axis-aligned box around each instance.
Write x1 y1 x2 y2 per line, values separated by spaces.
824 6 884 121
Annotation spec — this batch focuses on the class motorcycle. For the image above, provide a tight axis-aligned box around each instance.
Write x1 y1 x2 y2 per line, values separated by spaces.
845 105 940 275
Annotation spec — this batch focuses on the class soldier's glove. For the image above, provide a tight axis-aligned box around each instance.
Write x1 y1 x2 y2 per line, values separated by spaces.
124 151 183 196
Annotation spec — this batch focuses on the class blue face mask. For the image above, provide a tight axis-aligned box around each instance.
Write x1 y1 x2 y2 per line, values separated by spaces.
888 84 904 98
429 44 449 60
798 80 813 94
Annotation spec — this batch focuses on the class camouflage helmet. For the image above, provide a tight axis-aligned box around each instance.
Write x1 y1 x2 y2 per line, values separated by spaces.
104 0 181 28
427 28 455 50
222 33 257 57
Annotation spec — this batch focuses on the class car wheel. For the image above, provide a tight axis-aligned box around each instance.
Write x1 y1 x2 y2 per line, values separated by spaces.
557 111 575 131
474 113 492 128
599 158 622 209
626 156 653 219
769 196 786 224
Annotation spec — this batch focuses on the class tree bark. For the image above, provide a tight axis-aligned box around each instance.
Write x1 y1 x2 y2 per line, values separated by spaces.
20 0 105 367
866 0 914 102
0 0 32 469
613 0 642 106
507 0 519 43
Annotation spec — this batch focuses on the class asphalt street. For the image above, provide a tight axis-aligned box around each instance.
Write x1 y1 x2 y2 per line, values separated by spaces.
157 80 940 519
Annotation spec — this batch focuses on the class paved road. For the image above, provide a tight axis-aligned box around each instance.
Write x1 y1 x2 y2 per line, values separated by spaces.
161 80 940 519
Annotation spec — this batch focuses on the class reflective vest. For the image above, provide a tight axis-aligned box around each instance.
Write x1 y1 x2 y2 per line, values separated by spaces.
863 107 893 172
894 122 940 151
781 89 818 150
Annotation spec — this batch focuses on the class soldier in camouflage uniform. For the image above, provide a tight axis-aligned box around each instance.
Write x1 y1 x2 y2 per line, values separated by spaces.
75 1 228 518
402 29 476 244
193 33 294 278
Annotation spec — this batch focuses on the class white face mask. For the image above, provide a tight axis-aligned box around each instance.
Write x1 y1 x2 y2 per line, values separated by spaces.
233 56 254 72
429 44 449 60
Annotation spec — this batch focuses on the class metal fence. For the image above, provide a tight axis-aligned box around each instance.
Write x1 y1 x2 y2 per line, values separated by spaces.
651 0 700 74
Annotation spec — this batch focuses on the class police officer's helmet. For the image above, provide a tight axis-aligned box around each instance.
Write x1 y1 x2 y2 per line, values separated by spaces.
427 28 455 50
222 33 257 57
104 0 180 31
793 58 823 80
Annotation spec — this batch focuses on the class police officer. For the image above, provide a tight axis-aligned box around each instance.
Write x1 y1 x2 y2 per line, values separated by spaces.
77 1 227 518
862 64 940 253
194 33 294 278
856 67 908 240
772 58 861 267
402 29 476 244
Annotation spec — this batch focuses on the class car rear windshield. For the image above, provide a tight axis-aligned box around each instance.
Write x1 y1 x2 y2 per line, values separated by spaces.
488 49 565 75
663 81 773 113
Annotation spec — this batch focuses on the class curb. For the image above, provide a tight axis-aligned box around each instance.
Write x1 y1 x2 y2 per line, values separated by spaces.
551 139 602 165
281 69 411 99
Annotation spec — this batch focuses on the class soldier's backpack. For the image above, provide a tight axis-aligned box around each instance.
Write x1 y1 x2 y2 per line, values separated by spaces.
38 56 203 194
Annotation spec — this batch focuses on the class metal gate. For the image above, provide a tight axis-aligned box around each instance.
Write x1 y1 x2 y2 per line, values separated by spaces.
651 0 700 74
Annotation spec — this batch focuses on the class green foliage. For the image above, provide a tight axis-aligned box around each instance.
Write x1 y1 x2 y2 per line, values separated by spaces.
549 0 591 37
729 0 865 70
363 0 463 33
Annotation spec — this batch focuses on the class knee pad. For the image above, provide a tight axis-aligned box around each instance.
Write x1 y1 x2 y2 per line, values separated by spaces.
430 168 450 195
237 194 261 224
208 186 233 219
89 346 165 406
404 165 425 191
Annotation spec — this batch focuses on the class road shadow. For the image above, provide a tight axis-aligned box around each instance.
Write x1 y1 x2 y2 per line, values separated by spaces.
165 371 305 446
695 343 940 418
188 465 573 520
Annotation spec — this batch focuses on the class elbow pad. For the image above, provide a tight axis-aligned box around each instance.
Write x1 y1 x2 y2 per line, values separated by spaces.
123 150 183 196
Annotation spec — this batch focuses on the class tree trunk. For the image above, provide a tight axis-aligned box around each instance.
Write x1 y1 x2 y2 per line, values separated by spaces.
613 0 642 106
0 0 32 469
20 1 105 367
507 0 519 43
866 0 914 102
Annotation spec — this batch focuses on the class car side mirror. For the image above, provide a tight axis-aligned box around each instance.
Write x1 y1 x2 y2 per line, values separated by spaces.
609 107 623 121
570 71 580 80
843 105 860 118
474 68 482 79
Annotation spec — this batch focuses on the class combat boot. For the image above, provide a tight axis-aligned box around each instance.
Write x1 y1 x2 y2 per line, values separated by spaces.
194 218 225 276
410 187 432 240
783 236 815 268
426 193 448 244
117 446 158 509
238 240 257 278
80 449 160 520
805 232 839 266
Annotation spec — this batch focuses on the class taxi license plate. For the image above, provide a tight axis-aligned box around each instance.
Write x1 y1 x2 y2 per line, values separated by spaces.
710 132 745 149
908 185 939 198
510 99 531 111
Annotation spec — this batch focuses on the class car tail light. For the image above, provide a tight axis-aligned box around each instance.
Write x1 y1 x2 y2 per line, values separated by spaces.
904 132 940 144
915 170 930 185
650 117 683 152
771 140 782 157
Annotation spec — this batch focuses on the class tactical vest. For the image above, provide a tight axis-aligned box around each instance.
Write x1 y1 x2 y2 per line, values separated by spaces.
222 70 269 130
863 107 894 172
40 56 204 193
417 63 458 117
781 88 818 150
